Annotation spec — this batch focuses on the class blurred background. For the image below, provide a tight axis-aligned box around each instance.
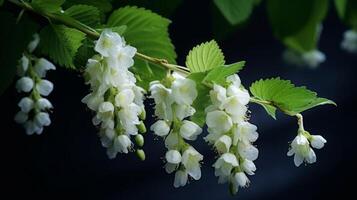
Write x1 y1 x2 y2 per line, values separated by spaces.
1 0 356 199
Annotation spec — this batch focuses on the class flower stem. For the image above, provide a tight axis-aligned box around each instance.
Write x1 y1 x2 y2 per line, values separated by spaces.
7 0 190 74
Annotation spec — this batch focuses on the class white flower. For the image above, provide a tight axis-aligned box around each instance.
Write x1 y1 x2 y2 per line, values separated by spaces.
149 82 174 120
114 134 132 154
165 163 178 174
171 76 197 105
233 122 258 145
28 33 40 53
174 170 188 188
214 135 232 153
36 98 53 110
233 172 249 187
16 76 34 92
98 101 114 113
115 89 135 107
81 92 104 111
226 74 241 87
287 134 316 167
24 121 43 135
118 104 141 135
179 120 202 140
241 159 256 175
34 58 56 77
17 55 29 76
222 96 248 122
14 111 28 124
206 110 233 134
165 150 182 164
150 120 170 136
95 29 124 57
18 97 34 113
210 84 227 108
36 79 54 96
107 45 137 69
213 153 239 183
237 142 259 161
173 104 195 120
302 50 326 68
341 30 357 53
181 147 203 180
310 135 327 149
34 112 51 127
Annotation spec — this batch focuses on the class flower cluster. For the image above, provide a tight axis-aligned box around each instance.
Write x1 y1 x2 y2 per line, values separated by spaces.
341 29 357 53
149 73 203 188
287 132 327 167
82 30 146 159
204 74 258 194
14 34 56 135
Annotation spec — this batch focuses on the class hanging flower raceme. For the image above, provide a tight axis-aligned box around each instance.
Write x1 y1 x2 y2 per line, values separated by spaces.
82 30 146 159
149 72 203 188
204 74 259 194
341 29 357 53
14 34 56 135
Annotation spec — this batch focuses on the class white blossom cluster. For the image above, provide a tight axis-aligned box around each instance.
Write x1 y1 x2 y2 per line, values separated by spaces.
341 29 357 53
204 74 258 194
82 30 146 159
14 34 56 135
287 132 327 167
283 49 326 68
149 73 203 188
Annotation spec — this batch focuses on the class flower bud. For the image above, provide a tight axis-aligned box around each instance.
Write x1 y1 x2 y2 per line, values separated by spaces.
136 149 146 161
310 135 327 149
18 97 34 113
165 150 182 164
36 79 54 96
137 121 146 134
135 134 144 147
150 120 170 136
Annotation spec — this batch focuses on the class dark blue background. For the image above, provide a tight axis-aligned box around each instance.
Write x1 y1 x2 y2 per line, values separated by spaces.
1 1 355 199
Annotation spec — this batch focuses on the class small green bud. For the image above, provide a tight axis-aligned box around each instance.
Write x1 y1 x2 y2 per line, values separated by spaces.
137 121 147 134
135 134 144 147
229 181 238 196
136 149 146 161
139 108 146 120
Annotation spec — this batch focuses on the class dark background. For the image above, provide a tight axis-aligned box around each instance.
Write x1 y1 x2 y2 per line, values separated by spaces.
1 0 356 199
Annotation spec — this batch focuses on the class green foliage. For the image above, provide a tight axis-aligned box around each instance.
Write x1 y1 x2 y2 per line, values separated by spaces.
0 12 38 95
31 0 65 13
267 0 329 52
203 61 245 85
214 0 255 25
188 72 211 126
185 40 225 73
250 77 335 118
39 25 86 69
113 0 182 17
334 0 357 30
63 0 112 13
0 0 4 6
107 6 177 89
65 5 101 27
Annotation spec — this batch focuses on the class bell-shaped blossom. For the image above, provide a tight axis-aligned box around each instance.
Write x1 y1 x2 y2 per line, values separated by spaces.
16 77 34 93
94 29 124 57
151 120 170 136
179 120 202 140
166 150 182 164
206 110 233 134
214 135 232 153
174 170 188 188
114 135 132 154
213 153 239 183
171 75 197 105
34 58 56 78
310 135 327 149
36 79 54 96
287 134 316 167
181 147 203 180
18 97 34 113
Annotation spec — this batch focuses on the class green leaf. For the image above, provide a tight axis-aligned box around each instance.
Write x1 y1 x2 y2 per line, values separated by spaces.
214 0 254 25
267 0 329 52
334 0 357 29
74 38 95 68
64 0 112 13
249 77 335 117
187 72 211 126
0 12 38 95
185 40 225 73
0 0 4 6
107 6 177 89
203 61 245 85
31 0 65 13
64 5 100 27
39 25 86 69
